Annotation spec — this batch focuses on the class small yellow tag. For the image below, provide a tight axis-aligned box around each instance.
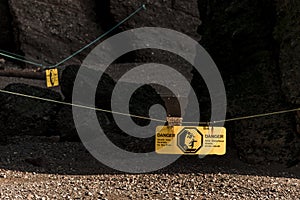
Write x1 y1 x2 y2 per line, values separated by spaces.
155 126 226 155
46 68 59 88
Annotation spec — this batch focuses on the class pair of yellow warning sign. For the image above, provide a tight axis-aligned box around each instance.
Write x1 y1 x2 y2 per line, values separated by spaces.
45 69 226 155
155 126 226 155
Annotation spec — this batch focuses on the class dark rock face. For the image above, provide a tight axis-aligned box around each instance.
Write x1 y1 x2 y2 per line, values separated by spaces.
0 83 62 143
109 0 199 75
110 0 200 40
60 65 80 103
58 64 167 144
0 0 299 164
8 0 104 66
274 1 300 105
58 65 117 142
274 0 300 163
198 0 300 164
0 0 15 50
55 106 79 142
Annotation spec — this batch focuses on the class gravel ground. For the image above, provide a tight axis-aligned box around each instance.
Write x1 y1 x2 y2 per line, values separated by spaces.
0 136 299 200
0 170 299 200
0 75 299 199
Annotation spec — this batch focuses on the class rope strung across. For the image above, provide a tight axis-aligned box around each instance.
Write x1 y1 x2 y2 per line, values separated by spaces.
0 88 165 123
0 49 44 67
0 4 299 125
0 88 299 125
0 4 147 69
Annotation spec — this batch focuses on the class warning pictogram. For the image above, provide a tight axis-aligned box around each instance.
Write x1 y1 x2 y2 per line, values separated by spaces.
177 128 203 153
155 126 226 155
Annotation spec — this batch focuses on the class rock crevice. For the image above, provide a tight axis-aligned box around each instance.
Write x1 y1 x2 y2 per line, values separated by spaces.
0 0 16 50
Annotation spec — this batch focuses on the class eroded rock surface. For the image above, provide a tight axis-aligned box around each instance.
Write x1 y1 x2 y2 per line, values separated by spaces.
274 1 300 105
8 0 104 66
0 83 62 143
198 0 300 164
110 0 200 40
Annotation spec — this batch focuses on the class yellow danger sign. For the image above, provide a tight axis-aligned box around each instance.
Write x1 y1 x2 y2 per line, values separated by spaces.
46 68 59 88
155 126 226 155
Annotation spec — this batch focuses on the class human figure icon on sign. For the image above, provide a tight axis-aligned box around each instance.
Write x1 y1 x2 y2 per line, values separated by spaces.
49 70 55 86
184 132 197 151
178 128 203 154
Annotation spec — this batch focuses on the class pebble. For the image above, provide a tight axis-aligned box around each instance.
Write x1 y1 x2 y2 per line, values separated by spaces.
0 174 6 178
0 136 298 199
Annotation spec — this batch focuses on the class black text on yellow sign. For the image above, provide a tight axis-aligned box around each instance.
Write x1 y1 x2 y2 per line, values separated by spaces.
155 126 226 155
46 68 59 88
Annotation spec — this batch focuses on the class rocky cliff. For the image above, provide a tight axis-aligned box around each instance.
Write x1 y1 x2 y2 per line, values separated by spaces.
0 0 299 165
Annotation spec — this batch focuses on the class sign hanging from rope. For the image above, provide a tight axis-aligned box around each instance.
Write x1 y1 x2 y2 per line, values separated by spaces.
155 126 226 155
46 68 59 88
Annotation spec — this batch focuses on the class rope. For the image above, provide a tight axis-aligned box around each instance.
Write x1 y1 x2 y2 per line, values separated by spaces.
0 4 147 69
47 4 146 69
0 89 165 123
0 49 25 59
0 51 43 68
182 107 300 125
0 88 299 126
212 107 300 124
